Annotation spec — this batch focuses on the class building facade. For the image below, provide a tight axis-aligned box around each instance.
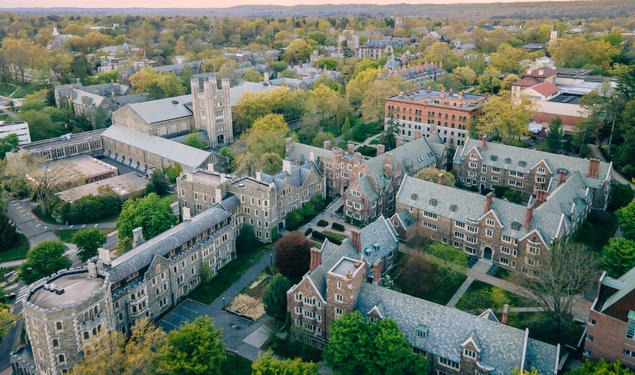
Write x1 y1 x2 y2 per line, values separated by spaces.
453 137 612 211
385 88 487 148
191 78 233 147
0 120 31 145
15 130 105 161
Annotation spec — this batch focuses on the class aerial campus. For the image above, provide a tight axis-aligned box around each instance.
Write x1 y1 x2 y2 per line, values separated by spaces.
0 1 634 374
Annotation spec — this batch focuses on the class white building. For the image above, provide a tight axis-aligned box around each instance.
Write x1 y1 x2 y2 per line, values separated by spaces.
0 121 31 145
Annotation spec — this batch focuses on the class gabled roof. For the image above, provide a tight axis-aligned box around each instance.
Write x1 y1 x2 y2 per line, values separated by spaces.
307 239 360 298
526 67 557 78
124 95 193 124
601 267 635 313
513 77 540 87
531 81 561 97
359 216 398 267
260 162 321 191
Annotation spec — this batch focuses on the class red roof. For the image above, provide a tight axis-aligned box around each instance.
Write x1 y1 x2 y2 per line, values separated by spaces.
531 81 561 97
527 67 557 78
512 77 540 87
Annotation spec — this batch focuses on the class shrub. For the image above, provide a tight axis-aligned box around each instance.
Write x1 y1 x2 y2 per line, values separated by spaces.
236 225 259 255
608 183 634 212
304 228 313 236
52 187 122 224
331 222 345 231
311 231 326 242
284 195 327 230
322 230 346 245
317 219 328 227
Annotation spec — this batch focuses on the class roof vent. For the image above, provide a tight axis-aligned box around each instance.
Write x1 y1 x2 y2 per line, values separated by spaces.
171 99 179 104
450 204 457 212
429 198 438 206
490 155 498 161
373 243 380 251
411 193 418 201
511 222 521 231
504 158 511 164
518 161 527 167
364 248 372 256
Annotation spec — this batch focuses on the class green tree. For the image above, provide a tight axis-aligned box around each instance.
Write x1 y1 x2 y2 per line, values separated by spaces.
280 69 297 78
146 169 169 196
361 79 401 123
414 168 455 186
263 274 292 323
269 61 288 74
116 193 177 244
311 131 336 148
307 84 348 125
252 351 319 375
0 303 17 341
184 132 207 150
567 359 631 375
283 40 312 64
602 238 635 278
346 68 377 109
476 95 534 142
0 193 18 251
543 116 564 153
154 316 226 375
617 203 635 241
477 67 503 94
313 57 338 70
242 68 263 82
0 133 19 160
70 54 92 79
236 225 258 255
608 183 634 212
261 152 283 174
341 116 352 141
19 240 71 284
307 31 327 46
72 228 107 262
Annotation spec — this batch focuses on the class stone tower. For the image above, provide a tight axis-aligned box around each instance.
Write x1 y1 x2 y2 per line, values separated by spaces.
190 77 233 148
549 24 558 46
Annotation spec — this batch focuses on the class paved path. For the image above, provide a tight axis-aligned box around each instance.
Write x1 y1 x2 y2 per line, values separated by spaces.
158 250 274 362
446 259 492 308
589 144 633 187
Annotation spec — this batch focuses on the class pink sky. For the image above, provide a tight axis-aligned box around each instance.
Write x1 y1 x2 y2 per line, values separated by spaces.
13 0 576 8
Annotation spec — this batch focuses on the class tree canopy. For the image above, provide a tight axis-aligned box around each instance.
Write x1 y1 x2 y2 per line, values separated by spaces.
116 193 177 245
72 228 107 262
19 240 71 284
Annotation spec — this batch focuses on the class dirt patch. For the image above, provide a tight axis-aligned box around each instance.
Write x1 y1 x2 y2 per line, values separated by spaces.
227 273 272 321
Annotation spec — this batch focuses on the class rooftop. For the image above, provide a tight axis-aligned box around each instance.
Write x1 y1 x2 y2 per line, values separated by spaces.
386 88 487 109
48 155 118 181
330 257 361 277
28 271 105 309
57 172 148 202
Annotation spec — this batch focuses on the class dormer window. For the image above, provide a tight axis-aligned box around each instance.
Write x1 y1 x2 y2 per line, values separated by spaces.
511 222 522 231
429 199 438 206
505 158 511 164
490 155 498 161
519 161 527 167
464 349 477 359
416 324 428 338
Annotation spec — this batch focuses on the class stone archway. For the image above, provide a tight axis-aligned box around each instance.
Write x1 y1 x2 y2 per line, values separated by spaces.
483 247 493 260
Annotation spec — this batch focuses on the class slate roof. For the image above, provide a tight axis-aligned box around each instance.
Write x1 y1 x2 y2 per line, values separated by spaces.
260 162 321 191
359 216 398 267
356 282 559 375
124 95 193 124
286 142 334 163
308 239 360 298
102 125 212 169
107 204 231 284
387 88 487 109
454 138 612 190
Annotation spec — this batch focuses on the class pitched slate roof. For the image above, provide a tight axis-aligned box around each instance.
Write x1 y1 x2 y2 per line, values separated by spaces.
454 138 611 189
600 267 635 313
107 204 231 284
124 95 193 124
308 239 360 298
286 142 334 163
359 216 398 267
103 125 212 169
356 282 559 375
260 162 321 191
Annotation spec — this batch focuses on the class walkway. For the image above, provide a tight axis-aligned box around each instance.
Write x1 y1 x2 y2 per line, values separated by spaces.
589 144 633 187
158 249 274 361
446 259 492 308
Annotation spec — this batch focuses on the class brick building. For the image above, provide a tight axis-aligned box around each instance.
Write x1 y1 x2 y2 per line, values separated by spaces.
453 137 612 211
287 220 560 375
585 268 635 368
385 88 487 148
285 135 447 225
392 174 592 277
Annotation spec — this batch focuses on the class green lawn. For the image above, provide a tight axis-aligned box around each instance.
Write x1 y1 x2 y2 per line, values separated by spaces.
507 312 584 347
0 82 16 96
0 234 29 263
12 83 46 99
222 352 252 375
425 242 469 269
265 334 323 363
160 193 178 205
187 244 271 305
54 228 114 243
455 280 536 312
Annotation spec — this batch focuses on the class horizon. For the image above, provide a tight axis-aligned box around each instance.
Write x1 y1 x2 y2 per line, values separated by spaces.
5 0 584 9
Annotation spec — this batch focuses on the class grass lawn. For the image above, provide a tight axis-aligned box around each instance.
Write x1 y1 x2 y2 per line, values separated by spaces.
264 334 323 363
507 312 584 347
222 352 252 375
425 242 469 269
571 213 617 252
188 244 271 305
0 82 17 96
160 193 178 205
12 83 45 99
0 234 29 263
455 280 536 312
0 266 18 281
54 228 114 243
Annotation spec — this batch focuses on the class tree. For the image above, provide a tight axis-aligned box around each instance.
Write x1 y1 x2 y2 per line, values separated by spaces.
0 303 17 341
269 61 288 74
263 274 292 323
280 69 297 78
252 351 319 375
361 79 401 123
602 238 635 278
116 193 177 244
146 169 169 196
311 132 336 148
519 241 595 335
283 40 312 64
235 114 290 176
154 316 226 375
72 228 107 262
414 168 455 186
9 155 68 216
307 84 348 125
476 95 534 142
451 66 477 88
261 152 283 174
19 240 71 284
0 133 18 160
489 44 531 74
70 54 92 79
617 203 635 241
608 183 634 212
549 37 619 72
313 57 338 70
236 225 258 255
567 359 631 375
0 192 18 251
74 318 166 375
346 68 377 109
543 116 564 153
274 232 311 279
242 68 263 82
184 132 207 150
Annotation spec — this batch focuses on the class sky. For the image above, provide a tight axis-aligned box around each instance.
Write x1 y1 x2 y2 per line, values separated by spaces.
11 0 576 8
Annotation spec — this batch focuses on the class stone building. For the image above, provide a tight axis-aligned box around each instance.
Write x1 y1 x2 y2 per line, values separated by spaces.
453 136 612 211
585 268 635 368
385 88 487 148
11 202 238 374
392 173 592 277
176 160 325 242
285 135 447 225
287 228 560 375
15 130 106 161
191 78 233 147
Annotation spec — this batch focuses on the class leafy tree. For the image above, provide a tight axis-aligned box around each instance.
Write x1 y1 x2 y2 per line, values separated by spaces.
242 68 263 82
184 132 207 150
0 303 17 341
263 274 292 323
361 79 401 123
116 193 177 244
72 228 107 262
313 57 338 70
70 54 92 79
346 68 377 109
341 116 353 141
0 193 18 251
414 168 455 186
503 189 523 204
280 69 297 78
236 225 258 255
261 152 283 174
549 37 619 72
451 66 477 88
489 44 531 74
608 183 634 212
476 95 534 142
311 131 336 148
283 40 312 64
307 31 327 46
146 169 170 196
269 61 288 74
154 316 226 375
307 84 348 125
252 350 319 375
567 359 631 375
602 238 635 278
477 67 503 94
0 133 19 160
235 114 290 176
19 240 71 284
274 232 311 279
542 116 564 153
75 318 166 375
617 203 635 241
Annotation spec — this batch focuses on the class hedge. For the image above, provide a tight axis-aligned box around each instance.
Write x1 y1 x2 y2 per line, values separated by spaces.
331 222 345 231
317 219 328 227
285 195 328 230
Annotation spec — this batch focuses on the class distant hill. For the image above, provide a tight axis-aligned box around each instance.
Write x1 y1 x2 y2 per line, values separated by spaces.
3 1 634 19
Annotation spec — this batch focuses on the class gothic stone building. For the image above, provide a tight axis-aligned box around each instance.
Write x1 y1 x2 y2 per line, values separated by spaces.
392 173 592 277
453 136 612 211
285 134 447 225
287 228 560 375
11 201 238 375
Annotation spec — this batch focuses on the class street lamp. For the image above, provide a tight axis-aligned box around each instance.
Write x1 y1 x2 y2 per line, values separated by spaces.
222 296 225 310
270 252 273 266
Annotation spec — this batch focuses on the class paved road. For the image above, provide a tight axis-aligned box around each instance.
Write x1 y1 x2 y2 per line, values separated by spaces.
158 250 274 361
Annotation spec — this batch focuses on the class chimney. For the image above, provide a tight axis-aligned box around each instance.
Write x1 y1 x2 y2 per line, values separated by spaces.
285 137 293 156
437 173 444 185
87 261 98 278
535 190 547 207
485 192 493 213
256 171 262 181
282 159 292 174
182 207 192 221
347 143 355 155
396 136 404 147
132 227 144 247
299 60 303 68
480 134 487 151
264 71 270 82
587 158 600 179
351 230 361 252
207 163 214 172
458 90 464 100
323 139 332 150
376 144 385 155
98 247 111 266
558 170 567 186
384 153 393 178
310 247 322 272
413 130 422 139
524 203 534 231
373 260 382 284
502 304 510 324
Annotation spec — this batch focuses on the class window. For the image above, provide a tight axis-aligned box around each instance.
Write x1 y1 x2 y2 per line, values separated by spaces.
528 246 540 255
59 354 66 363
536 176 546 183
627 322 635 340
467 237 477 244
416 325 429 338
454 231 464 239
501 246 511 254
423 221 437 230
423 211 437 219
455 221 465 228
486 229 493 237
502 235 512 243
56 322 63 331
500 257 509 265
492 176 499 182
83 331 90 339
486 219 495 226
336 294 343 302
438 357 460 369
467 225 478 233
469 162 478 169
52 339 59 347
537 167 546 174
492 167 501 173
464 349 477 359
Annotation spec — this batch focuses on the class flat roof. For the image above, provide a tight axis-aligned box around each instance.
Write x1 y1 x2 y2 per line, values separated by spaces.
548 93 582 105
330 257 360 277
57 172 148 202
28 271 105 309
49 155 118 181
